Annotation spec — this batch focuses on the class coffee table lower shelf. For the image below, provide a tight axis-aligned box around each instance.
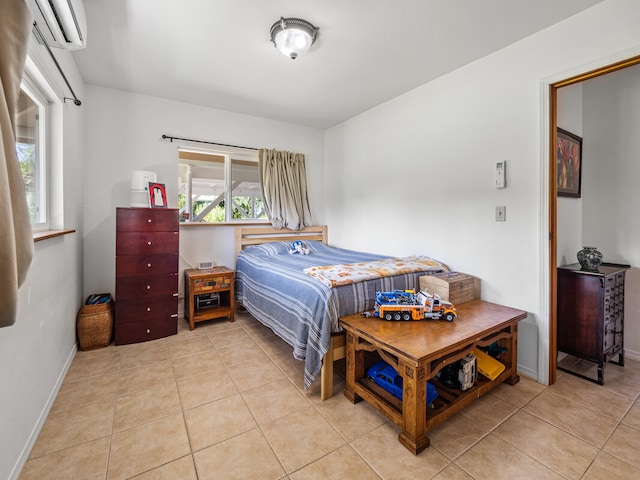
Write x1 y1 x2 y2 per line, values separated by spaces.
340 300 526 454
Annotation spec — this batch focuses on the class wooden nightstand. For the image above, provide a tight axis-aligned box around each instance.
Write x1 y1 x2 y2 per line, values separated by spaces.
184 266 234 330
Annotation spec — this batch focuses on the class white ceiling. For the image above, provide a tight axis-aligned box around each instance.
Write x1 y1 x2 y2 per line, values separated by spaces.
72 0 603 129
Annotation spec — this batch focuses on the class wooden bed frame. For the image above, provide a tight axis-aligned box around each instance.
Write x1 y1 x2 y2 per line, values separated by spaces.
235 225 344 400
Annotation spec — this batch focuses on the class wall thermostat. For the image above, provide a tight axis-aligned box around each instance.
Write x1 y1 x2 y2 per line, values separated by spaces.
496 161 506 188
198 261 214 270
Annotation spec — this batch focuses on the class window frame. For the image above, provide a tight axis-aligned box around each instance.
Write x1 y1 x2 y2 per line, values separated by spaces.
178 145 267 224
18 74 50 232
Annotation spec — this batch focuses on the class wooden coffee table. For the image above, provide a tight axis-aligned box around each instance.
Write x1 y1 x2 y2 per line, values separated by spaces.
340 300 526 454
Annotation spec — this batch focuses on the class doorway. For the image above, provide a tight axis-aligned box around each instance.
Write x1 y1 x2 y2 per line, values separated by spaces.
548 54 640 384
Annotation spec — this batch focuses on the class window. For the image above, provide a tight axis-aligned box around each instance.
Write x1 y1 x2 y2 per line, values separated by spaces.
178 147 267 223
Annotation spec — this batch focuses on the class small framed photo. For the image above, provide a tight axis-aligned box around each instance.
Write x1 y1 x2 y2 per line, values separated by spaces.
148 182 167 208
556 128 583 198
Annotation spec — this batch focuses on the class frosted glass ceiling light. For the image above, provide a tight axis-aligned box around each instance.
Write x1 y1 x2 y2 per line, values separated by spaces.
270 17 319 60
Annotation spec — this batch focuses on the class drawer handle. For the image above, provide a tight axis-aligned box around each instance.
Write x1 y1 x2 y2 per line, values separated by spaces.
146 328 151 334
171 314 178 318
147 241 152 246
146 285 151 290
147 263 152 268
173 293 179 297
147 219 152 223
146 307 151 312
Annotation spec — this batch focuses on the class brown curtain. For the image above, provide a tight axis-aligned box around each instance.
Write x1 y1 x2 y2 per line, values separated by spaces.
0 0 34 327
258 148 312 231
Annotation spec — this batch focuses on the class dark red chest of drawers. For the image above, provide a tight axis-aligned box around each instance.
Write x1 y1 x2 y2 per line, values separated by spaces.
115 208 179 344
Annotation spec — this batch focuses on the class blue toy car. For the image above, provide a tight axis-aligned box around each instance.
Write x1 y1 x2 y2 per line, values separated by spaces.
367 361 438 406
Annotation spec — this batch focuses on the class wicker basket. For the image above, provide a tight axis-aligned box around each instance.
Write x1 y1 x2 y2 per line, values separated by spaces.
77 294 114 351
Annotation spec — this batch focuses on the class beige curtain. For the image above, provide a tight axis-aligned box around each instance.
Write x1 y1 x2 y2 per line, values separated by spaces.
259 148 312 231
0 0 34 327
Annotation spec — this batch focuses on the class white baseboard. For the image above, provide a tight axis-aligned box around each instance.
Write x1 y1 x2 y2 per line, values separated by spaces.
625 348 640 363
517 363 538 382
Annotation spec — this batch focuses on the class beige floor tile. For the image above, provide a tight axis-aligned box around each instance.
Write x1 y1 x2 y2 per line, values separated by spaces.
178 370 238 410
549 372 635 420
130 455 197 479
19 436 110 480
184 393 257 451
490 376 545 408
313 392 389 442
216 341 268 368
430 463 475 480
117 359 175 396
193 427 285 480
601 361 640 398
171 349 225 381
29 400 115 458
352 422 450 480
63 349 122 383
261 406 345 473
188 317 240 336
493 410 598 479
226 358 288 391
50 372 119 415
583 451 640 479
113 382 182 432
622 400 640 429
603 423 640 469
455 433 565 480
169 334 214 359
523 389 618 447
428 412 490 460
120 343 171 369
289 444 380 480
458 392 518 430
242 378 310 424
107 412 190 480
208 328 254 348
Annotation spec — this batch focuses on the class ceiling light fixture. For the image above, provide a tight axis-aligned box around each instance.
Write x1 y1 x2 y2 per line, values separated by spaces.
270 17 319 60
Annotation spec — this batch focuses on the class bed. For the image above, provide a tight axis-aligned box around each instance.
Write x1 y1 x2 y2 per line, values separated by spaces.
235 226 448 399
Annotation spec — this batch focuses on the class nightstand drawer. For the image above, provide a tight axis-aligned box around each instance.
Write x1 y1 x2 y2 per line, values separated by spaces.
193 275 233 293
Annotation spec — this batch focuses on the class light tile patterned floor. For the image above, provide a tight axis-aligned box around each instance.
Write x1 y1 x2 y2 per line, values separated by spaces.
18 311 640 479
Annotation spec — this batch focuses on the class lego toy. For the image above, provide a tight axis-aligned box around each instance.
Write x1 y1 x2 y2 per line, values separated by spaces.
373 289 457 322
367 361 438 406
288 240 310 255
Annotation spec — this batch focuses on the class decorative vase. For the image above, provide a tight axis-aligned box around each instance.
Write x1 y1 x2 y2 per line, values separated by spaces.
577 247 603 271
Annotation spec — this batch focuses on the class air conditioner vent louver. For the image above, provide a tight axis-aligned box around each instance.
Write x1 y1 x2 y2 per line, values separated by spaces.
26 0 87 50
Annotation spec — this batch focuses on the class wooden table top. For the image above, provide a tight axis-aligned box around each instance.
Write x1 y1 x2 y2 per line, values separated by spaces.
339 300 527 362
184 266 234 279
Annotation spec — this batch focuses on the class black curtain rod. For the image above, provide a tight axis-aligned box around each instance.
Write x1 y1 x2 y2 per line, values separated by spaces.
161 134 258 151
32 22 82 106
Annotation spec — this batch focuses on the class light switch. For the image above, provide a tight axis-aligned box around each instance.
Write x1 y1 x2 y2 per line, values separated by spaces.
496 206 506 222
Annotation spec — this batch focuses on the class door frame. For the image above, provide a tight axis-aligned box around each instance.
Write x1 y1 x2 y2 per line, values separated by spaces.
544 53 640 385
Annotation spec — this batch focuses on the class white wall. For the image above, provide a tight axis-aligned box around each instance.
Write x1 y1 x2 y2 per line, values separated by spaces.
325 0 640 381
556 83 584 267
0 43 85 479
82 86 325 305
582 63 640 360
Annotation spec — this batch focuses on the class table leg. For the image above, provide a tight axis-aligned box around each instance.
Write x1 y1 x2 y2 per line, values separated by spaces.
398 360 429 454
505 323 520 385
343 332 363 404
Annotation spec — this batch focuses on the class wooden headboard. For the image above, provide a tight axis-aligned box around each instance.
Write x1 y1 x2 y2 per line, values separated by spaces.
235 225 328 258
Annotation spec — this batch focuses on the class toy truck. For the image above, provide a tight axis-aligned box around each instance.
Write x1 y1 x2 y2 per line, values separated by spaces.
367 361 438 406
375 289 457 322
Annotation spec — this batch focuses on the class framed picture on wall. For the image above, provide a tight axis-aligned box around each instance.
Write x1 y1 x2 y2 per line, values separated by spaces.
556 128 583 198
148 182 167 208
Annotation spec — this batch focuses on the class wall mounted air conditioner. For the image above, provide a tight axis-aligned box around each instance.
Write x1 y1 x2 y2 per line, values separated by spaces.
26 0 87 50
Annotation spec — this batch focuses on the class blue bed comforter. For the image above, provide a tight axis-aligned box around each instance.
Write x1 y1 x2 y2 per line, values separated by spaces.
235 241 446 389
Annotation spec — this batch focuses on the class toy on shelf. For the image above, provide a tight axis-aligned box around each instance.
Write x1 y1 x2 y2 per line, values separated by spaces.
373 289 457 322
288 240 310 255
367 361 438 406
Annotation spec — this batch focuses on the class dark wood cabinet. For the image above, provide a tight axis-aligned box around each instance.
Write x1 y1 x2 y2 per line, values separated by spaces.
115 208 179 344
557 263 629 384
